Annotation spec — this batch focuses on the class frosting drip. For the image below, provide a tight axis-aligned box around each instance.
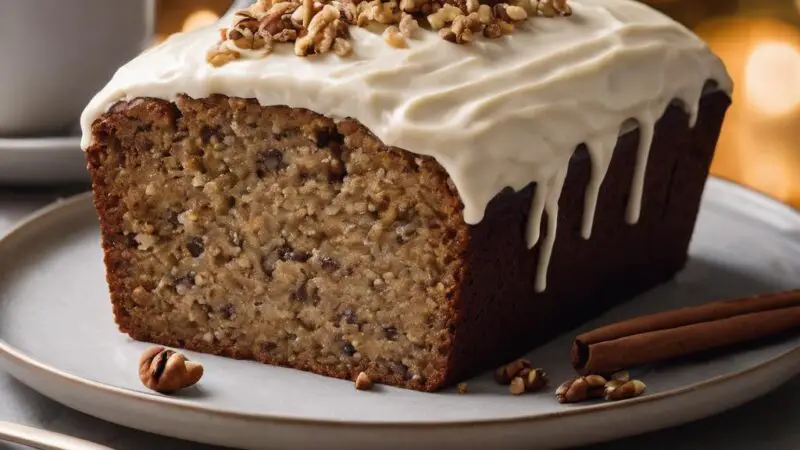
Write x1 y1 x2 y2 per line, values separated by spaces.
80 0 732 292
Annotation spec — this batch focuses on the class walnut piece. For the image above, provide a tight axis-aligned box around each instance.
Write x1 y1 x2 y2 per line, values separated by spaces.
556 377 589 403
207 47 241 67
294 5 340 56
604 379 646 401
508 367 548 395
505 5 528 21
483 22 502 38
332 37 353 56
302 0 314 28
477 4 493 24
497 19 514 34
427 4 462 30
555 375 607 403
355 371 374 390
509 377 526 395
440 14 473 44
138 346 204 394
611 370 630 382
399 13 420 38
535 0 572 17
523 368 549 392
493 358 532 384
384 25 408 48
464 12 482 32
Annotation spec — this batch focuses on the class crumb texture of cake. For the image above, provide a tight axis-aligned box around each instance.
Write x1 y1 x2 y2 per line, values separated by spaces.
82 0 734 391
89 96 466 390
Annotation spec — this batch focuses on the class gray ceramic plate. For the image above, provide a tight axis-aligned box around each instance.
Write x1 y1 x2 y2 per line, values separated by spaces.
0 136 88 184
0 178 799 450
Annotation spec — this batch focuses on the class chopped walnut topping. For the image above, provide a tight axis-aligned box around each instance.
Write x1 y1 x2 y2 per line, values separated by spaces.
295 4 340 56
400 0 416 13
464 12 482 32
291 4 307 27
303 0 314 27
332 37 353 56
505 5 528 21
207 0 573 66
497 19 514 34
483 22 502 38
373 1 401 24
310 5 340 35
427 4 462 30
384 25 408 48
261 3 298 35
441 15 473 44
493 4 511 22
399 13 420 38
335 2 354 22
492 3 529 22
477 4 492 24
535 0 572 17
207 48 241 67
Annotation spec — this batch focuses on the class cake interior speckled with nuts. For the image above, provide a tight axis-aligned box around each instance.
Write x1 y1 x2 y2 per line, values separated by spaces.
81 0 733 391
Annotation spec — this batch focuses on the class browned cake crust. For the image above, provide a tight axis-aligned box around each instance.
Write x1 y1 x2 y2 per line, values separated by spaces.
85 90 730 391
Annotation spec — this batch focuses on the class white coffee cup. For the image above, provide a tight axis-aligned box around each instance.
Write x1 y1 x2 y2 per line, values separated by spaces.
0 0 155 137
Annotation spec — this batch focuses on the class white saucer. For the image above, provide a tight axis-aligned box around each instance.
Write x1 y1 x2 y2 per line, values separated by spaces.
0 178 798 450
0 136 88 184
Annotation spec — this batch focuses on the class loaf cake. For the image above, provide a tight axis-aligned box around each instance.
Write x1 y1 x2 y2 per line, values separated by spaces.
81 0 732 391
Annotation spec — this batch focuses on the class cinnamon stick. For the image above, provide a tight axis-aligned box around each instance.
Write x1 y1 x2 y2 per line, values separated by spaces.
572 289 800 374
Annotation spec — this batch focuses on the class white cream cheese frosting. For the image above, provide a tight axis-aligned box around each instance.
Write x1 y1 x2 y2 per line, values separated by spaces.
80 0 732 292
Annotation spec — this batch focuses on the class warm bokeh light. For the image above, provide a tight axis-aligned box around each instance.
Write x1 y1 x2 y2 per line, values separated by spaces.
696 17 800 208
744 42 800 116
182 9 221 32
736 122 795 203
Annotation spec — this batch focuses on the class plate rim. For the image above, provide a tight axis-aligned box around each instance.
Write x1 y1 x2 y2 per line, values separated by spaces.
0 177 798 429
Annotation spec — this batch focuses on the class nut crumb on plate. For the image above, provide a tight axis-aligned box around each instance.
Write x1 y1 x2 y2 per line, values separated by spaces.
493 358 532 384
556 374 647 403
355 371 374 390
509 376 526 395
138 346 204 394
604 379 646 401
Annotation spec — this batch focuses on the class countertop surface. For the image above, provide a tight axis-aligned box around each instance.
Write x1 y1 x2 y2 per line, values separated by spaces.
0 186 798 450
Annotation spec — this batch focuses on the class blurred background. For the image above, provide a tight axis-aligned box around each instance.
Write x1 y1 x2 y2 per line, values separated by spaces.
155 0 800 207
